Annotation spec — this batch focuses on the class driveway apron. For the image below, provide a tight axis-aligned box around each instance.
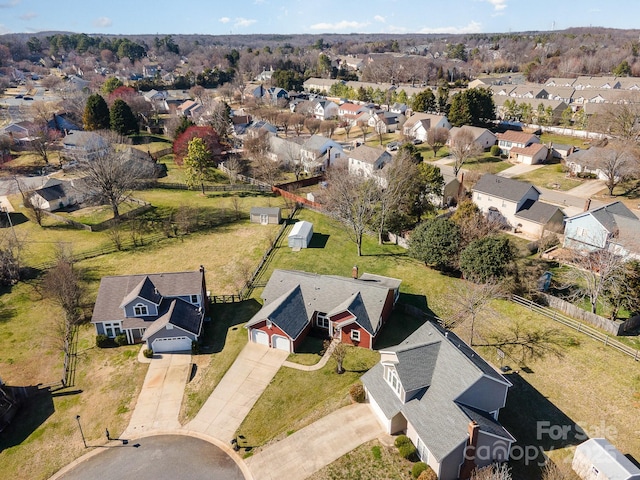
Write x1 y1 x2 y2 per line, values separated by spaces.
246 403 384 480
122 353 192 437
186 343 288 443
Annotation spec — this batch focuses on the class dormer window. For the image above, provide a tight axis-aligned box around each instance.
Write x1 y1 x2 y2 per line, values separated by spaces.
134 303 148 316
385 366 402 396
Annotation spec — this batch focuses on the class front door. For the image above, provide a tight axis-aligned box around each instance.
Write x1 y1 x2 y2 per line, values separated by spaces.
260 214 269 225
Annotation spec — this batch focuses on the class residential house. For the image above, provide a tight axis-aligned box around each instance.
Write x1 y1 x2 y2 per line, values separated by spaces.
473 174 565 238
62 131 109 161
565 147 634 181
389 103 408 115
28 179 87 211
267 87 289 105
176 100 204 118
550 143 575 160
509 143 549 165
563 201 640 259
255 67 274 82
403 113 452 142
573 76 621 90
496 130 540 156
142 89 169 112
312 99 339 120
91 269 208 352
246 120 278 138
47 113 80 133
362 321 515 480
348 145 392 181
544 86 575 103
268 135 302 165
299 135 344 173
572 438 640 480
508 84 549 99
545 77 577 88
448 126 496 150
433 165 464 207
245 269 401 352
493 96 568 123
303 78 339 93
250 207 281 225
0 122 31 144
337 102 363 123
250 84 267 101
143 64 159 78
366 110 404 134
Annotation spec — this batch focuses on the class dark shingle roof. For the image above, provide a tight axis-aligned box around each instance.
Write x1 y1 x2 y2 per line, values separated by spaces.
515 199 564 224
34 184 65 202
392 342 440 391
245 285 309 340
141 298 203 339
473 173 539 202
119 276 163 308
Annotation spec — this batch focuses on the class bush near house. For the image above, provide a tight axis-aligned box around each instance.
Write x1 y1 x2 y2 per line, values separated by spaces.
417 466 438 480
412 462 428 478
114 334 128 346
96 334 112 348
143 348 154 358
349 382 365 403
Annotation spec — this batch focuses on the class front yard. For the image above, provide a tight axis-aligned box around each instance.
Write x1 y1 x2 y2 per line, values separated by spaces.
513 163 584 191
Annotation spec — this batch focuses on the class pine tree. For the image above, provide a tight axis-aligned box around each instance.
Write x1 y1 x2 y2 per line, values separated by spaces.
83 94 110 131
184 137 213 195
110 99 138 135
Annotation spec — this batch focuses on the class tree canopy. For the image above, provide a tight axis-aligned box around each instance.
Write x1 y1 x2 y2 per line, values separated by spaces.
109 99 138 135
409 217 461 271
184 137 214 195
460 236 515 282
173 125 223 166
83 94 110 131
448 87 495 127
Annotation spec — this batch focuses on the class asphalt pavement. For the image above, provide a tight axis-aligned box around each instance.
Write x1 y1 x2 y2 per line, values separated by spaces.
55 435 246 480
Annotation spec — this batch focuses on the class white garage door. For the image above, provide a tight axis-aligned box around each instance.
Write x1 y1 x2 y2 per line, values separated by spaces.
272 335 290 352
152 336 192 353
251 329 269 346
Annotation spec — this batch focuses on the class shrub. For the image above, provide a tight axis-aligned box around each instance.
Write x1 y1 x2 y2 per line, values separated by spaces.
417 466 438 480
526 241 539 254
490 145 501 156
413 462 428 478
96 334 111 348
394 434 411 448
398 442 417 460
349 382 366 403
143 348 154 358
371 445 382 460
114 333 128 346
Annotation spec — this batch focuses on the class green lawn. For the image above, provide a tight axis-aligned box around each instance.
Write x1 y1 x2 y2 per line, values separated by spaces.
236 346 380 449
460 154 512 174
539 133 592 149
513 163 583 191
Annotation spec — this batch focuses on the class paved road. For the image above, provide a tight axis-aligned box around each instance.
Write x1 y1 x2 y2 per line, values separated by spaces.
186 344 288 443
56 435 246 480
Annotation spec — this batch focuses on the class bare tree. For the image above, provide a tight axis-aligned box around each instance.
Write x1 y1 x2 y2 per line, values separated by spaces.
277 112 292 137
427 127 450 157
291 113 305 136
589 98 640 142
304 117 321 135
576 142 637 196
253 155 282 186
224 155 243 184
320 120 338 139
541 460 580 480
471 464 512 480
30 122 62 165
323 339 347 374
324 167 380 256
79 143 155 219
357 120 371 143
0 232 22 286
341 120 353 139
450 128 482 177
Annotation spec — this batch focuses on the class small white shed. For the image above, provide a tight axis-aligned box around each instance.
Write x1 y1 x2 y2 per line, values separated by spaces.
288 221 313 249
573 438 640 480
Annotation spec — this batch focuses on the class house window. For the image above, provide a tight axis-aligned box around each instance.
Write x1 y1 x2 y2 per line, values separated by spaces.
316 313 329 329
476 193 482 200
385 367 402 396
133 303 148 316
576 226 587 237
190 295 199 304
104 322 122 338
502 200 507 207
350 330 360 342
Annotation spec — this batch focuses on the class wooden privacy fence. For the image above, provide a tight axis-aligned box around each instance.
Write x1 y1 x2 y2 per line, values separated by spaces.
156 182 270 192
511 295 639 361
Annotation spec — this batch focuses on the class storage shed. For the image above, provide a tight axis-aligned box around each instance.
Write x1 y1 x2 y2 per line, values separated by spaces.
573 438 640 480
288 221 313 249
250 206 281 225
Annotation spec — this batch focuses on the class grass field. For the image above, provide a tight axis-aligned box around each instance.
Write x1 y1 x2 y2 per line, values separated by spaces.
513 163 584 191
459 154 512 174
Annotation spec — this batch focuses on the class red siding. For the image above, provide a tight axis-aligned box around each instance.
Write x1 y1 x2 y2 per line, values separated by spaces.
292 322 312 352
251 320 311 352
331 311 354 323
340 323 372 349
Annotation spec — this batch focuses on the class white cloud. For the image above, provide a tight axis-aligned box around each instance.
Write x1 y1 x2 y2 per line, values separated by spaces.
386 25 408 33
310 20 370 31
485 0 507 11
93 16 112 28
374 15 385 23
19 11 37 20
219 17 230 24
234 17 257 28
419 21 482 34
0 0 20 8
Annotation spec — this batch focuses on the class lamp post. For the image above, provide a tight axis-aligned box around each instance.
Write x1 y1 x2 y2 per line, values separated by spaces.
75 415 87 448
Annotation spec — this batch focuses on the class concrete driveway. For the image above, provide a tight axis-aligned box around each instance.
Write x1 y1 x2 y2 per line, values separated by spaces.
496 163 544 178
122 353 192 437
186 343 288 443
246 403 384 480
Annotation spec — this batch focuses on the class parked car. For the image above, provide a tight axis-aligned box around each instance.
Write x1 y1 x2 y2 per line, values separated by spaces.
14 94 23 99
412 138 423 145
23 97 33 101
386 141 399 152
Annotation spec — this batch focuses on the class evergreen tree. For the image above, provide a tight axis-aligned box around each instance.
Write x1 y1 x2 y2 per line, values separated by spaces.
83 94 110 131
184 137 214 195
448 88 495 127
109 99 138 135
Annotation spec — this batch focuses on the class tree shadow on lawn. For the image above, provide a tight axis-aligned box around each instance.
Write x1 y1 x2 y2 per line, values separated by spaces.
0 386 55 453
199 299 261 354
500 372 585 480
0 299 18 323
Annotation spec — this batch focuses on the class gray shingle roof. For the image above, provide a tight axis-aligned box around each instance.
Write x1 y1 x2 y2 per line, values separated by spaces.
257 269 399 335
119 276 162 308
250 207 281 216
91 270 204 324
362 321 512 462
349 145 390 164
141 298 203 339
473 173 539 202
245 285 309 340
515 199 564 224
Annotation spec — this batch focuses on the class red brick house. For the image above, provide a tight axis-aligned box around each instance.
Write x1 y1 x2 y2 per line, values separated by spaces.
245 269 401 352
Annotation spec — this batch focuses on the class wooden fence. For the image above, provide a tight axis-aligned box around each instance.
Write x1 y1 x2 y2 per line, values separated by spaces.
511 295 639 361
156 182 269 192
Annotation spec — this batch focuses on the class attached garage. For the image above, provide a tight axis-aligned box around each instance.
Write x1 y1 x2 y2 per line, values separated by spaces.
152 336 192 353
272 334 291 352
251 329 269 346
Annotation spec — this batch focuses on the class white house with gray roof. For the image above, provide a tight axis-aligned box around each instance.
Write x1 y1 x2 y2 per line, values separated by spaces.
245 269 401 352
473 174 565 238
348 145 392 180
91 269 207 352
362 321 514 480
300 135 344 173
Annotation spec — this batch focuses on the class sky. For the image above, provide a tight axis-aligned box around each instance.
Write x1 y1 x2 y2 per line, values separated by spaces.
1 0 639 36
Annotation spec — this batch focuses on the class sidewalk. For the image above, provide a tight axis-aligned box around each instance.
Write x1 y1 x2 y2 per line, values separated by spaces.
282 339 336 372
245 403 383 480
186 343 288 443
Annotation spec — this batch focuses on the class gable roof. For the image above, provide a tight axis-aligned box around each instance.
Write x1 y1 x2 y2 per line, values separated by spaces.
473 173 540 202
33 183 66 202
515 199 564 225
141 298 203 339
256 269 399 335
362 321 512 462
250 207 281 216
119 276 163 308
91 270 204 324
404 113 447 130
302 134 340 152
349 145 390 164
509 143 547 157
245 285 309 340
496 130 538 144
575 438 640 480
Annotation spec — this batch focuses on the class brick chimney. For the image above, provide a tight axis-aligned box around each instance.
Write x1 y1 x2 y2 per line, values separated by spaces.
352 265 358 279
459 421 480 480
584 198 592 212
